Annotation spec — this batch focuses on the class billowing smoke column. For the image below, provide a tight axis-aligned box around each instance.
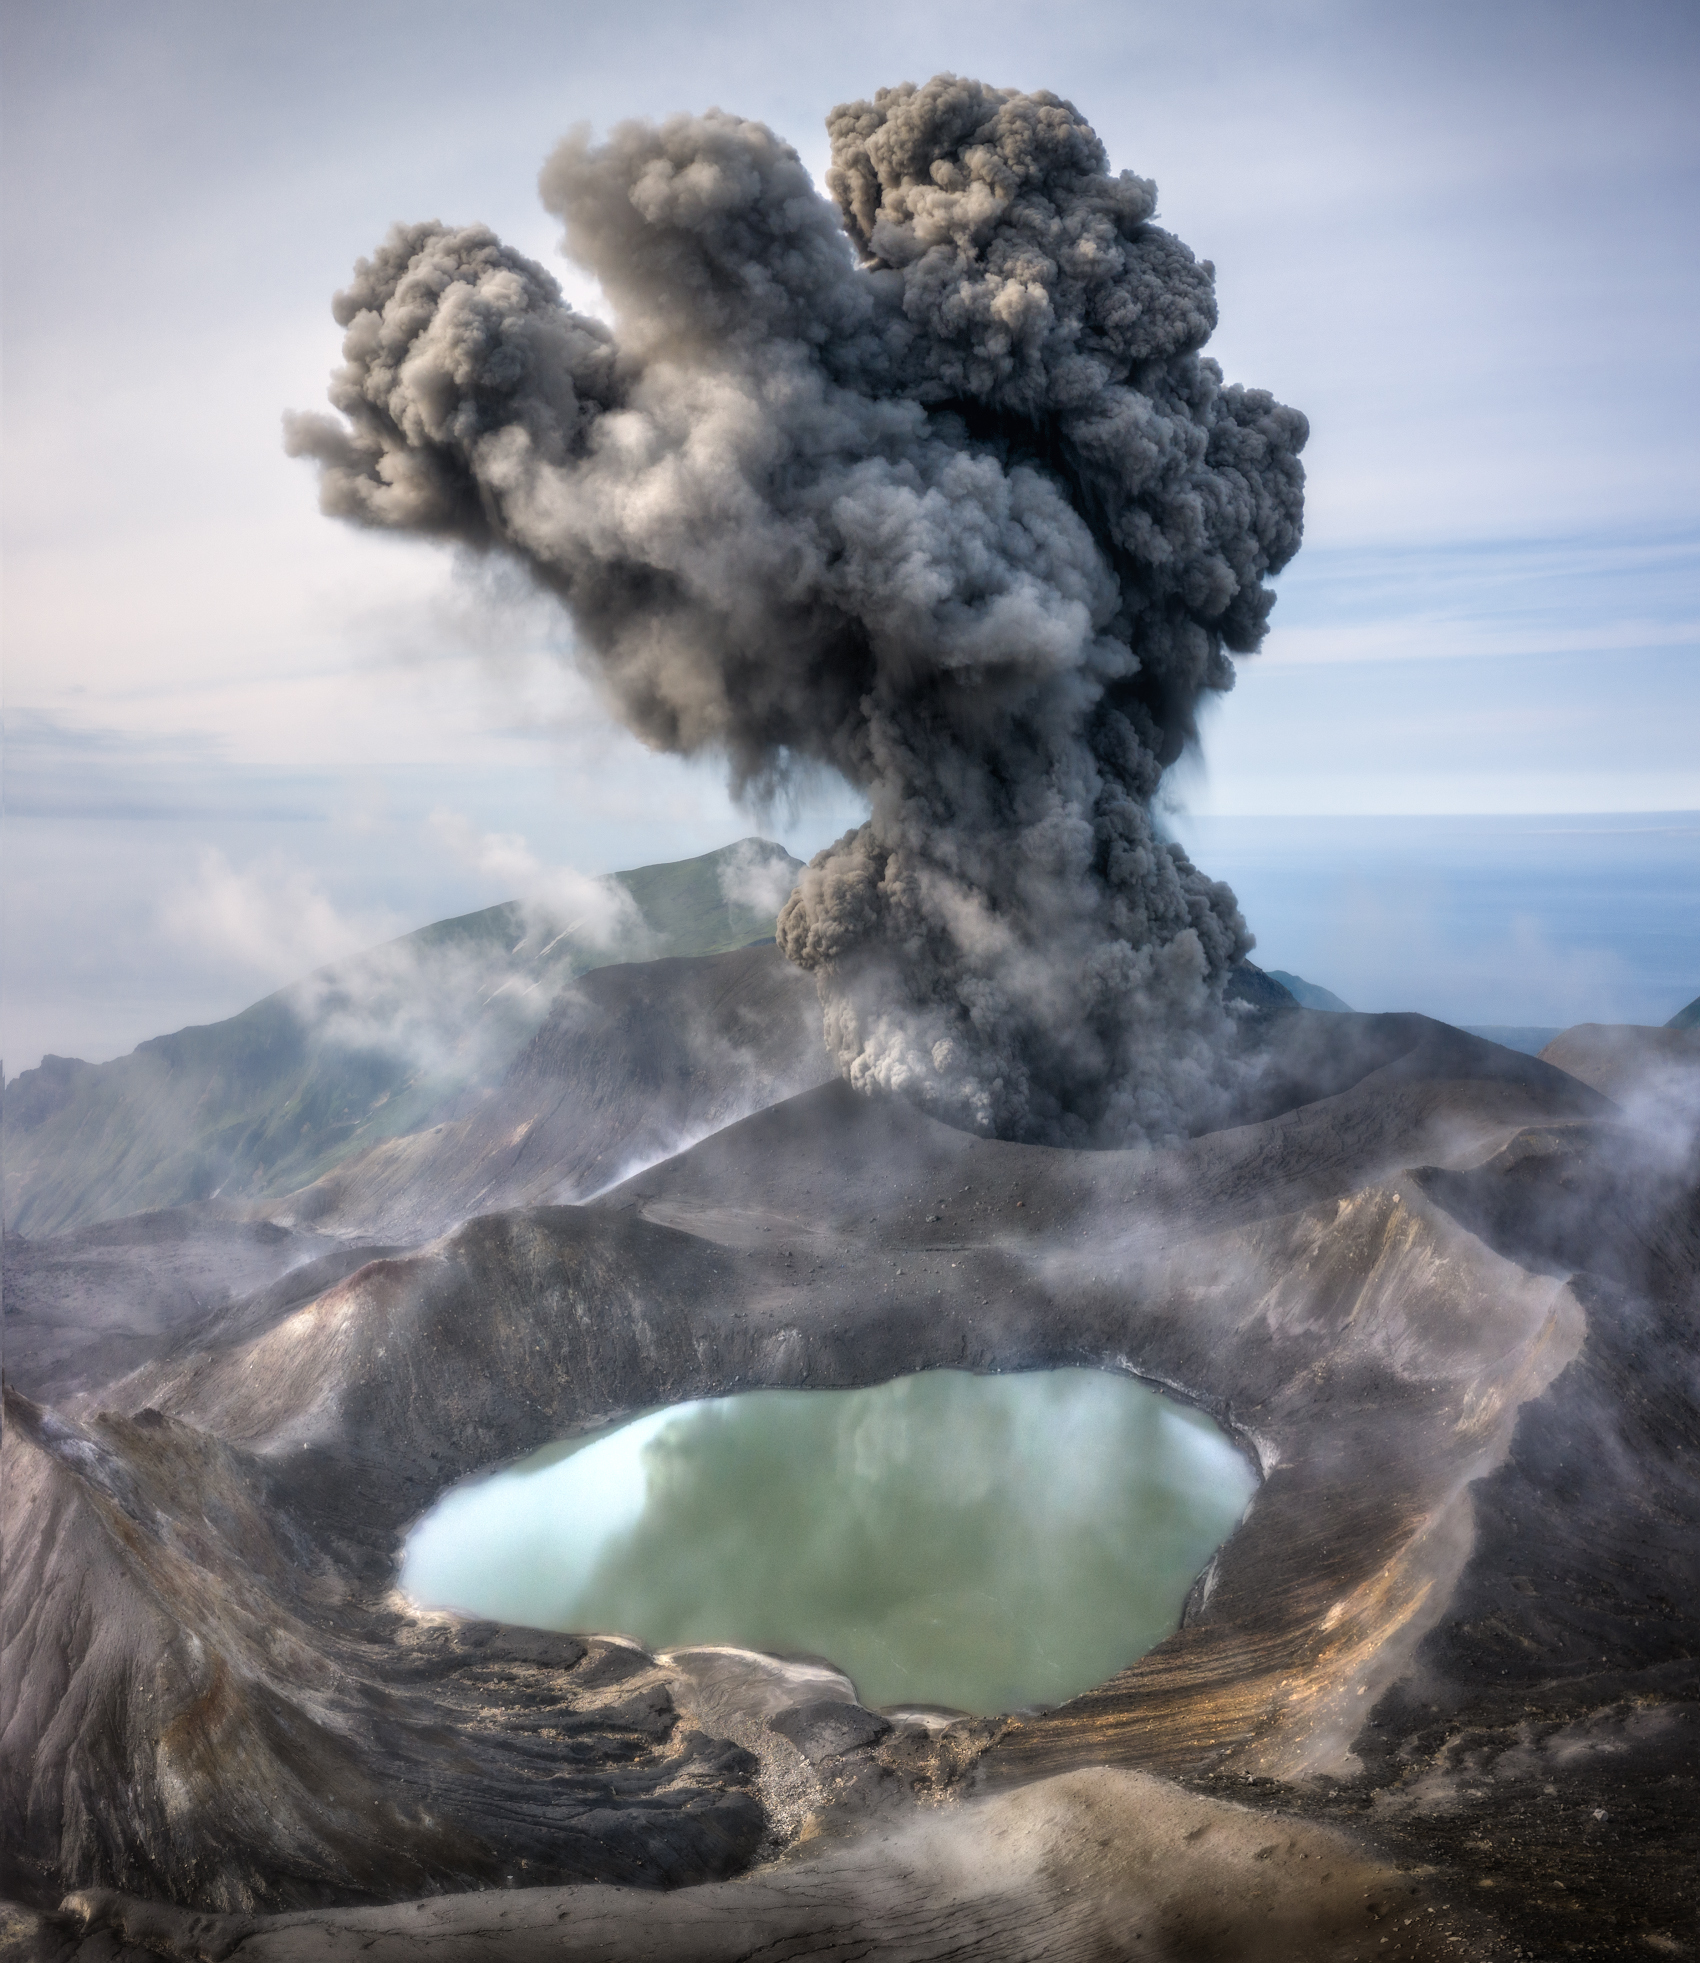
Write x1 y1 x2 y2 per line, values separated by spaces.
287 76 1306 1146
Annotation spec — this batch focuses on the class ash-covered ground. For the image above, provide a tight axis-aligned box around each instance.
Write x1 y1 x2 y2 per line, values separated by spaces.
4 944 1697 1962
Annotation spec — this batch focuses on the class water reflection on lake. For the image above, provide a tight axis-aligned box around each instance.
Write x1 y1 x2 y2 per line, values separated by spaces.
401 1368 1255 1715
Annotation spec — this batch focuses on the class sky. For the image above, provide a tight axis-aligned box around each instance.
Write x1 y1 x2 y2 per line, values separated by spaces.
3 0 1697 1070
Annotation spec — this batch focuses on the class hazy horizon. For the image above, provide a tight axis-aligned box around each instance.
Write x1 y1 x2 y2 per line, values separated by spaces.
5 811 1695 1076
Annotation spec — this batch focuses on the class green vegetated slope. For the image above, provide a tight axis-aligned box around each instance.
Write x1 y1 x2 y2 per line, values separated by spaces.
3 840 801 1238
1224 962 1299 1013
1265 970 1353 1013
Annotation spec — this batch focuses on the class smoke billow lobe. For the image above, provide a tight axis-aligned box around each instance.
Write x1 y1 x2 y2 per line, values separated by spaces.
287 75 1307 1146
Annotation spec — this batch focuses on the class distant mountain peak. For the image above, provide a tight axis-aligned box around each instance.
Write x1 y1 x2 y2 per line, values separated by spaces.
2 838 806 1238
1266 970 1354 1014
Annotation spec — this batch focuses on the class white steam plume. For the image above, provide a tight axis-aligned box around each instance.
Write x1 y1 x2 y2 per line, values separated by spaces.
716 838 801 921
161 848 405 981
427 808 648 950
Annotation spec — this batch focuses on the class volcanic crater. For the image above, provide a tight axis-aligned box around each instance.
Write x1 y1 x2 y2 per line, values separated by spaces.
5 944 1697 1962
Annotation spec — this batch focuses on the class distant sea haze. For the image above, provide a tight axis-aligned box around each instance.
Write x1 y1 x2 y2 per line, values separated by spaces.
1171 812 1700 1031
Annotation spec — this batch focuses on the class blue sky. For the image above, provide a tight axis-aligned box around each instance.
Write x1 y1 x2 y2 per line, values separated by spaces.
3 0 1697 1067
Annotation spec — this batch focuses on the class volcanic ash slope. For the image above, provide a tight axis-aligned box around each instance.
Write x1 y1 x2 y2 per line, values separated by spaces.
2 958 1697 1961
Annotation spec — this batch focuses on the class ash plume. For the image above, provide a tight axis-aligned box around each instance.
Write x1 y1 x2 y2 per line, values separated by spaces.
287 74 1307 1145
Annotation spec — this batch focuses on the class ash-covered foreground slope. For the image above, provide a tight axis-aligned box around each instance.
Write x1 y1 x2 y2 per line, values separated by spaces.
2 963 1696 1962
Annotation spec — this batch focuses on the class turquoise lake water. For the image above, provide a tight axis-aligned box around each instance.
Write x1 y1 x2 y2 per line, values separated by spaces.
401 1368 1256 1716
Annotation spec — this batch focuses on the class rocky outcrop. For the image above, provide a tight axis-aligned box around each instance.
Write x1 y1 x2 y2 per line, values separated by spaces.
0 1385 762 1913
29 1768 1501 1963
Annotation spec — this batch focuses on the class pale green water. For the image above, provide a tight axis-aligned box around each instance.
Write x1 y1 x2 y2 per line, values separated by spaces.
401 1368 1255 1716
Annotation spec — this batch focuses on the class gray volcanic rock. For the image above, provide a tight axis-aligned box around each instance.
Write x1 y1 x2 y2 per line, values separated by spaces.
766 1699 892 1763
0 1383 763 1913
4 943 827 1406
611 1010 1609 1254
36 1769 1497 1963
1223 960 1300 1013
264 944 832 1244
267 945 1303 1244
2 1057 99 1135
1460 1023 1564 1056
1 1213 396 1405
2 990 1694 1959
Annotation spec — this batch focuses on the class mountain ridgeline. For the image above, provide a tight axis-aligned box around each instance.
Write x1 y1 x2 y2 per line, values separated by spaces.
10 836 1692 1248
2 841 801 1239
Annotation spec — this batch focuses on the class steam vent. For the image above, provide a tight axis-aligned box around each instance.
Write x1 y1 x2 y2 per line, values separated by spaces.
5 76 1699 1963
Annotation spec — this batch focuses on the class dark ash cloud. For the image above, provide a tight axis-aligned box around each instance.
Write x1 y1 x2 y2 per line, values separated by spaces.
287 74 1306 1145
